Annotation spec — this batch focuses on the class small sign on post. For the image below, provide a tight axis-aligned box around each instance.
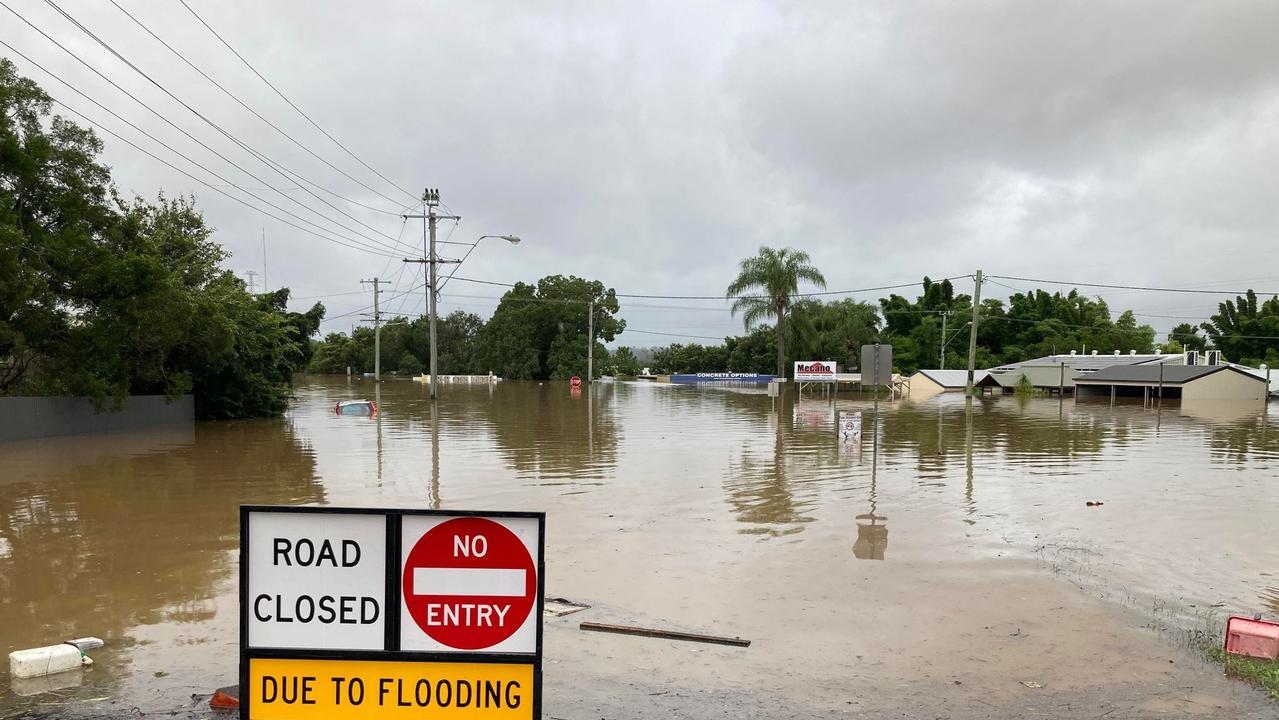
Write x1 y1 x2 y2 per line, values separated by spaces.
841 411 863 439
240 507 544 720
859 345 893 387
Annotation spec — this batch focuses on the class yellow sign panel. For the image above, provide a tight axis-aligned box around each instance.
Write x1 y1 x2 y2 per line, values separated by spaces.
247 658 535 720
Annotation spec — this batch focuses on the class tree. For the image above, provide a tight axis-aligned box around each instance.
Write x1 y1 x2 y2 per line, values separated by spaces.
398 351 423 376
1167 323 1206 353
788 298 880 370
726 246 826 377
1202 291 1279 366
611 346 641 376
0 59 322 416
1 57 114 394
475 275 623 380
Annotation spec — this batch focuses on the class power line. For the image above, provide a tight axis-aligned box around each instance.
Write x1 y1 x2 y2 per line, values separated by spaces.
444 276 972 301
47 97 401 260
0 39 401 259
987 274 1279 297
107 0 403 215
177 0 417 203
32 0 406 250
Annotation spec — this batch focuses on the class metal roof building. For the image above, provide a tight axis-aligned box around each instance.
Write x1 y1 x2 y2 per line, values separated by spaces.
1074 365 1267 402
909 369 991 394
985 352 1185 393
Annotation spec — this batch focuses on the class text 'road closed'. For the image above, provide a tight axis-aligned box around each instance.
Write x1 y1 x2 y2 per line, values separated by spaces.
248 658 534 720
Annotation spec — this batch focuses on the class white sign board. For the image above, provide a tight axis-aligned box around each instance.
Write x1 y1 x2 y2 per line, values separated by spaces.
842 411 863 439
246 511 387 650
400 514 541 654
794 361 837 383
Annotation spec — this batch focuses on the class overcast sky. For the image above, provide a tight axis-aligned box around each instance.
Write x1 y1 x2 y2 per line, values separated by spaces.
5 0 1279 344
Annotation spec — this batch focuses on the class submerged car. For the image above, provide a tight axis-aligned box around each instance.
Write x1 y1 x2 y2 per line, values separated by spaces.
335 399 377 417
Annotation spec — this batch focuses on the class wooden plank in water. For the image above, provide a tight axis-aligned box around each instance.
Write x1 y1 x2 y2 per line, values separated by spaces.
579 621 751 647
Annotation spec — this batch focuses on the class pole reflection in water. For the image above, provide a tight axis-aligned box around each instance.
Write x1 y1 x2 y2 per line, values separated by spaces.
375 383 384 484
965 398 976 516
430 401 441 509
854 398 887 560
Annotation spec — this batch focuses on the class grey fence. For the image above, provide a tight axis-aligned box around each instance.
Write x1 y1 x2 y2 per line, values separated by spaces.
0 395 194 442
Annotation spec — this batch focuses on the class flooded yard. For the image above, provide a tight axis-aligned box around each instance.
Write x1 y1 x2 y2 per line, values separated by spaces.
1 378 1276 717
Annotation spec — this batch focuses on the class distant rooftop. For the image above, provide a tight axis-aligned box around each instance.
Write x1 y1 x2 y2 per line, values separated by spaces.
991 353 1180 372
1075 365 1263 384
915 369 988 388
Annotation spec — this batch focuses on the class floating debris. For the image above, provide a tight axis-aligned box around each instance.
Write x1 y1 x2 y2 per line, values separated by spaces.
580 621 750 647
543 597 591 617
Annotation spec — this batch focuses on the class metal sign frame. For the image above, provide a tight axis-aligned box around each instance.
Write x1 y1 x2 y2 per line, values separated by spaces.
239 505 546 720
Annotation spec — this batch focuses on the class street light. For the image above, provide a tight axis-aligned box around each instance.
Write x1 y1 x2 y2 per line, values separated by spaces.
422 234 521 400
437 235 522 293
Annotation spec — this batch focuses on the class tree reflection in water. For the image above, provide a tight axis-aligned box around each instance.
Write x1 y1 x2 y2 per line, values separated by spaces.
0 419 322 651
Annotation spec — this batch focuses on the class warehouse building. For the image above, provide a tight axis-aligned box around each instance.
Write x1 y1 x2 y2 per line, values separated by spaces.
908 369 991 395
985 351 1183 394
1074 365 1268 402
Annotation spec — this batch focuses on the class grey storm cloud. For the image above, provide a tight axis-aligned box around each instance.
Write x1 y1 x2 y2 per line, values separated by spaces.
4 0 1278 339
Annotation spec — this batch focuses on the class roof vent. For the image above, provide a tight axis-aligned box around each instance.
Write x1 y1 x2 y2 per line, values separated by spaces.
1091 350 1098 356
1113 350 1121 356
1129 349 1136 355
1069 350 1077 356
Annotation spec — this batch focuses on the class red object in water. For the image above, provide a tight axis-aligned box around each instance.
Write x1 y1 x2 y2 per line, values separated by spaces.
209 685 240 710
1224 616 1279 660
570 376 582 388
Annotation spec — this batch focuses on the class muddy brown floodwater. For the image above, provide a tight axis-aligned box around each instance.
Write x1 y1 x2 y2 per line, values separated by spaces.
1 378 1276 718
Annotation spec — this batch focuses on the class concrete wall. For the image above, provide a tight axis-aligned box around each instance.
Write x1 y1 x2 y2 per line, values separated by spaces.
1182 370 1267 402
0 395 194 442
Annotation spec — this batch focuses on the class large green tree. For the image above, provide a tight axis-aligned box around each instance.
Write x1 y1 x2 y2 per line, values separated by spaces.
473 275 623 380
1 58 322 416
1202 291 1279 366
726 246 826 377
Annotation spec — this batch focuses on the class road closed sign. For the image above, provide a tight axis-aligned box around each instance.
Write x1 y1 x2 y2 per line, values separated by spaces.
401 515 540 654
240 507 545 720
246 511 387 650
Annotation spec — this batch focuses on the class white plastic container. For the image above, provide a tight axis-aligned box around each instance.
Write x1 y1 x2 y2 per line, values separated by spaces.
9 644 84 679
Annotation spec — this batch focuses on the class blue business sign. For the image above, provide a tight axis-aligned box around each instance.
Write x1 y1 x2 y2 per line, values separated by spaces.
669 372 777 384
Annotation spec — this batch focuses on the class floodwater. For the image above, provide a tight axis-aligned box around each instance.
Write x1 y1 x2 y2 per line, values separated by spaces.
1 378 1276 717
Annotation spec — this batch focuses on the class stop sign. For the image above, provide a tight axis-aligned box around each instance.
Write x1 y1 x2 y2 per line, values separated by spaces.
401 516 539 652
570 376 582 388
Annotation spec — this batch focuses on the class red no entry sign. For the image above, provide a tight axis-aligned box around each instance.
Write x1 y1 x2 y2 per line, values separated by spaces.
401 516 540 652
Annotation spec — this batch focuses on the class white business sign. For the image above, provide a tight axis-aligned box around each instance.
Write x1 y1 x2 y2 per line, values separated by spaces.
794 361 837 383
246 511 387 650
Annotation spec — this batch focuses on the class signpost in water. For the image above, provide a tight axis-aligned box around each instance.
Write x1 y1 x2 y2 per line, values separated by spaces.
240 507 544 720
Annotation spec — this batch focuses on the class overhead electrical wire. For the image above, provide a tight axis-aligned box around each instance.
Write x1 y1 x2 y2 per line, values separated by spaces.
29 0 406 250
442 276 973 301
49 98 401 259
176 0 418 204
0 4 400 256
106 0 402 216
0 39 400 259
987 274 1279 297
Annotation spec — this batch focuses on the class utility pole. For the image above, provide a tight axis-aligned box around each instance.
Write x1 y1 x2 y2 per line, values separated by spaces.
261 228 268 294
403 189 460 400
965 269 983 397
244 269 258 294
940 311 948 369
587 300 594 383
360 277 390 381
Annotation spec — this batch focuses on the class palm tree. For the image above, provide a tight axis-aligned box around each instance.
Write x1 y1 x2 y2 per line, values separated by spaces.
726 246 827 377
